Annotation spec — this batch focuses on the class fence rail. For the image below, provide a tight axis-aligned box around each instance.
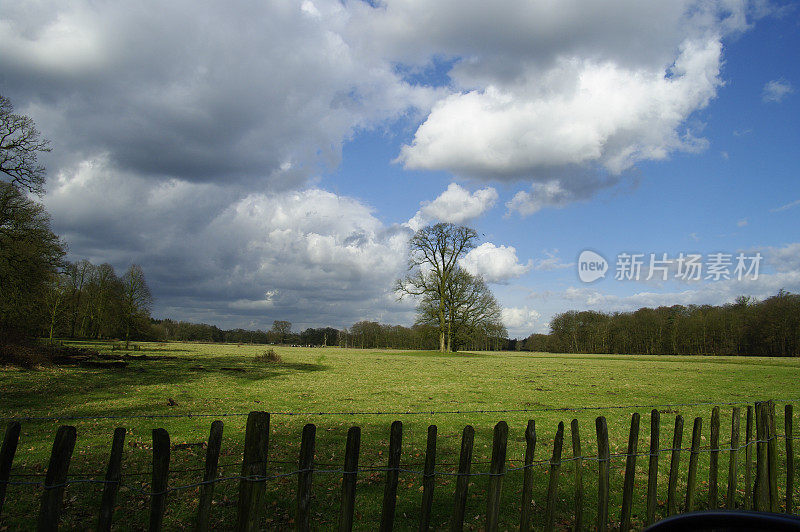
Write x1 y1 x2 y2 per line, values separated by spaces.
0 400 797 530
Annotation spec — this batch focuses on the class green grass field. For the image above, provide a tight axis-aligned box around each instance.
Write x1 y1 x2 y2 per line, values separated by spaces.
1 341 799 530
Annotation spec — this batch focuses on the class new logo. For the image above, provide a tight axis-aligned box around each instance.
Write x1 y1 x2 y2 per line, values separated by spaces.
578 250 608 283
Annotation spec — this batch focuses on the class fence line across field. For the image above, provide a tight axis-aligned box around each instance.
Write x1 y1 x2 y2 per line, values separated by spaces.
0 400 796 531
5 397 799 423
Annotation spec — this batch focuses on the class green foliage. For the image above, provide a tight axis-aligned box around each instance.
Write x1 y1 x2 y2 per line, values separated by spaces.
0 182 66 341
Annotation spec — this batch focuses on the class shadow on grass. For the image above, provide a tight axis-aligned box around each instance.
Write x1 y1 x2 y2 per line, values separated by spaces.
1 355 329 415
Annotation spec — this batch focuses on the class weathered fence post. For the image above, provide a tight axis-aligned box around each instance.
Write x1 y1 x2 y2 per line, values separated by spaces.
666 415 683 516
98 427 126 532
338 426 361 532
150 428 170 532
787 404 794 515
450 425 474 532
684 417 702 512
571 419 583 532
485 421 508 532
296 423 316 532
379 420 402 532
754 402 768 511
709 406 720 509
519 420 536 532
620 412 640 532
767 400 778 512
196 420 223 532
236 411 270 532
646 409 660 525
726 407 740 510
745 405 753 509
37 425 77 532
544 421 564 532
0 421 21 519
595 416 610 532
419 425 437 532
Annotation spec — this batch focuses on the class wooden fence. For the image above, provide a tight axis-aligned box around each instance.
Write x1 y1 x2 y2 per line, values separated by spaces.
0 400 796 530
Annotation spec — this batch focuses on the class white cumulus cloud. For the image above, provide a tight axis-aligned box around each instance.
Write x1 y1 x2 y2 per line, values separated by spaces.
459 242 532 283
501 306 542 336
407 183 497 230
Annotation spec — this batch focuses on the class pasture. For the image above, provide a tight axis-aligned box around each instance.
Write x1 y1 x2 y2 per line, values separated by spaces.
1 342 799 529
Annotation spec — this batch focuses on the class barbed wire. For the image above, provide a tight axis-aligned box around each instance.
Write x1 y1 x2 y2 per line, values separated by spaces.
1 433 789 499
4 398 797 423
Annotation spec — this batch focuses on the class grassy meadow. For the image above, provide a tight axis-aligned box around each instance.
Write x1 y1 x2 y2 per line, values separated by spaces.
1 341 799 530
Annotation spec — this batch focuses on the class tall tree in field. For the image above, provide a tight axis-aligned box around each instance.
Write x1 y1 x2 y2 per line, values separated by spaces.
0 95 64 342
416 268 505 351
396 223 479 352
121 264 153 349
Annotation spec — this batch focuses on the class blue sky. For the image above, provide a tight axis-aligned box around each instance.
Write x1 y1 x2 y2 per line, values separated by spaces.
1 1 798 337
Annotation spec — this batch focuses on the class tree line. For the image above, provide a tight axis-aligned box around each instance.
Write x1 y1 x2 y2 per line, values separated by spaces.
145 318 509 351
521 291 800 357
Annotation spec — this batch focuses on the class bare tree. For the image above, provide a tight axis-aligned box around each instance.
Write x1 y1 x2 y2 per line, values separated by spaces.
121 264 153 349
0 95 51 196
396 223 478 352
270 320 292 344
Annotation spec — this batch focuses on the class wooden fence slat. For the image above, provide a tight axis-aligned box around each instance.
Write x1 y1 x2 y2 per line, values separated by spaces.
666 415 683 516
684 417 702 512
620 412 640 532
595 416 610 532
767 400 778 512
709 406 720 509
485 421 509 532
98 427 126 532
37 425 77 532
745 405 753 509
149 428 170 532
571 419 583 532
519 420 536 532
646 409 660 525
787 404 795 515
544 421 564 532
754 402 768 511
195 420 223 532
419 425 437 532
450 425 474 532
0 421 21 519
338 426 361 532
379 420 403 532
726 407 740 510
236 411 270 532
296 423 316 532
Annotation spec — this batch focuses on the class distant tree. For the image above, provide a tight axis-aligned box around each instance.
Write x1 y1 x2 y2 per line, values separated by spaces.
43 270 69 345
121 264 153 348
0 95 51 196
396 223 479 352
271 320 292 344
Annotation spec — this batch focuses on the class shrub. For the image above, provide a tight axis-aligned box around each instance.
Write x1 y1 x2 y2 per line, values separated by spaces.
254 348 281 363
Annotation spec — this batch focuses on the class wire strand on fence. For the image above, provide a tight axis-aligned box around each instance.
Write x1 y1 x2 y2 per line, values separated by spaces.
5 398 798 423
0 431 787 499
